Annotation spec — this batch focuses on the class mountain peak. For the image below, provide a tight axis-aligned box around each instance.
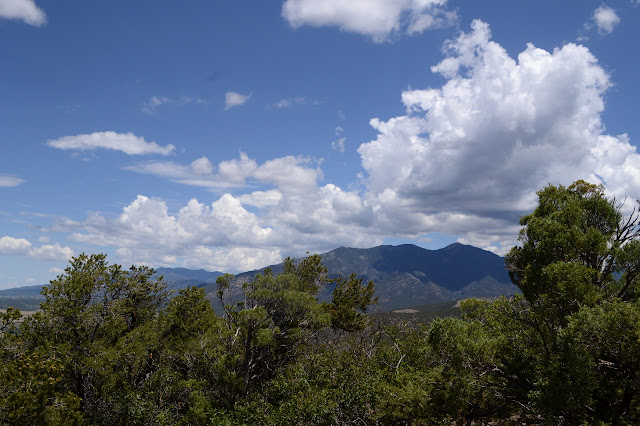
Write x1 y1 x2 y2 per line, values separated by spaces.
441 242 464 250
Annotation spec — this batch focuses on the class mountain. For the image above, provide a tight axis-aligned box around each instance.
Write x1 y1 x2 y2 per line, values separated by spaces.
0 284 46 297
200 243 518 311
154 267 223 290
0 268 223 298
0 284 47 310
0 268 224 310
0 243 517 312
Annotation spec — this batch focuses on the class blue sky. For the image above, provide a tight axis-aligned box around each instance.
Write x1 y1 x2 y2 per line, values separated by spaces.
1 0 640 289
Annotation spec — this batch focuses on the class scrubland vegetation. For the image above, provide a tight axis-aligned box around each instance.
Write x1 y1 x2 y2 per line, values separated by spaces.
2 180 640 425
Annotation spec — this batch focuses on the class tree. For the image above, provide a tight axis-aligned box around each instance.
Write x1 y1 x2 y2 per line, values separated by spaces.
215 254 378 406
422 181 640 423
215 255 332 404
93 286 232 424
505 180 640 324
500 180 640 422
328 274 377 332
20 253 170 421
1 306 84 424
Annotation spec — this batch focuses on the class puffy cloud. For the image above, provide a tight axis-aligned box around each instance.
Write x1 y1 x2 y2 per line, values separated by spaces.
0 236 73 261
225 91 252 110
261 183 378 251
593 5 620 35
182 247 283 273
0 0 46 26
69 181 380 272
254 156 322 194
71 194 277 272
0 236 31 256
48 267 64 275
356 19 640 252
217 153 258 183
191 156 214 175
282 0 456 42
0 175 25 187
30 243 74 261
47 131 175 156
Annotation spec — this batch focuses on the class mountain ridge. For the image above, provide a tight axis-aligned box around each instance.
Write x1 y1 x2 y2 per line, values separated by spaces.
198 243 517 310
0 243 518 311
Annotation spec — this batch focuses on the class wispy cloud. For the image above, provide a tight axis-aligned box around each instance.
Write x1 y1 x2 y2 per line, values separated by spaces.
331 126 346 152
271 96 318 109
0 175 25 187
47 131 175 156
125 152 322 194
141 95 207 115
0 0 46 26
331 137 346 153
225 91 252 110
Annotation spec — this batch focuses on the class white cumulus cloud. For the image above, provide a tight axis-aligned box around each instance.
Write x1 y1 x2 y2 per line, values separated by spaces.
593 5 620 34
0 0 46 26
282 0 456 42
0 236 73 261
30 243 74 261
68 181 380 272
71 194 278 272
190 156 214 175
0 236 31 256
47 131 175 156
254 156 322 194
356 19 640 253
225 91 252 110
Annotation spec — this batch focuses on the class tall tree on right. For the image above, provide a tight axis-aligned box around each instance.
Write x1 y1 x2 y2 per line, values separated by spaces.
501 180 640 422
507 180 640 320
